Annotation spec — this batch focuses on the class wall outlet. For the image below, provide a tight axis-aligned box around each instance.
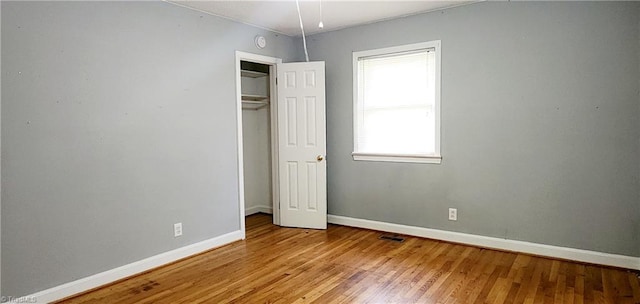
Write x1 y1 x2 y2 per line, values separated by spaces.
174 223 183 237
448 208 457 221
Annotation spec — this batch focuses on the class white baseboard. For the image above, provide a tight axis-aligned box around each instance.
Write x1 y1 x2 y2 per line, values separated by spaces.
26 230 243 303
16 216 638 303
245 205 273 216
328 214 640 270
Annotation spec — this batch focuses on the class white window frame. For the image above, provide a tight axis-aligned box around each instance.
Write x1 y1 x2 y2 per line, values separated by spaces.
352 41 442 164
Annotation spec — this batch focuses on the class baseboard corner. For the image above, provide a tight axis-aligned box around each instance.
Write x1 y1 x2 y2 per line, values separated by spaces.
245 205 273 216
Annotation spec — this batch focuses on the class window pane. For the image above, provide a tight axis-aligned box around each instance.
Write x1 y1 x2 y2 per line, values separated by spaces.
361 107 435 154
357 49 436 155
361 52 430 109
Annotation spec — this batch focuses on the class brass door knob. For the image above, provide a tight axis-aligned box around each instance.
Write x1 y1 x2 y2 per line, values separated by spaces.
317 155 324 161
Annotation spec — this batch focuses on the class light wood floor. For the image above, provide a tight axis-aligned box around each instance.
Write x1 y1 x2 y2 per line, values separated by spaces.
58 213 640 304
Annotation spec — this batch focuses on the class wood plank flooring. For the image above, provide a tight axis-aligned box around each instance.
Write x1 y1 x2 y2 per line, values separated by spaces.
58 213 640 304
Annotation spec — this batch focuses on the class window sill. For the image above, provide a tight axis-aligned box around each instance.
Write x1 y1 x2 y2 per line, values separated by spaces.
352 152 442 164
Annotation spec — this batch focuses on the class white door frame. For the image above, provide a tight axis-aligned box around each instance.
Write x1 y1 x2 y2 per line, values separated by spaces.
235 51 282 239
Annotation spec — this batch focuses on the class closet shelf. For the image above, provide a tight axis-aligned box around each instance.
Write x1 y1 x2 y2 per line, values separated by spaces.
242 94 269 110
242 100 269 110
242 94 269 102
241 70 268 78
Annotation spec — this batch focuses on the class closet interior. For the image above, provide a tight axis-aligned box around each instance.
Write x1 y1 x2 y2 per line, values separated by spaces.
241 61 273 217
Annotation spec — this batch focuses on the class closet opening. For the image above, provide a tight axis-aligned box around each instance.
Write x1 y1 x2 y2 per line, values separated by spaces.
236 52 282 236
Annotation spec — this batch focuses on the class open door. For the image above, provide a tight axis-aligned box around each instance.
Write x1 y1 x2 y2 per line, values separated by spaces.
277 62 327 229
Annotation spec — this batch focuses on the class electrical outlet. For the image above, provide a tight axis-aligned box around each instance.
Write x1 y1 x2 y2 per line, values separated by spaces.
448 208 457 221
174 223 183 237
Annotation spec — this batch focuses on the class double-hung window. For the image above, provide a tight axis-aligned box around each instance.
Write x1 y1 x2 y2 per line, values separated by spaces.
352 41 441 164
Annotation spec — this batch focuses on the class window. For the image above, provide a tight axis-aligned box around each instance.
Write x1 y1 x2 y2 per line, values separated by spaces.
352 41 441 164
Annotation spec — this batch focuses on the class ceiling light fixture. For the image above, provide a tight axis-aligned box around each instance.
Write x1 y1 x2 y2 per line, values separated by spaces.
255 35 266 49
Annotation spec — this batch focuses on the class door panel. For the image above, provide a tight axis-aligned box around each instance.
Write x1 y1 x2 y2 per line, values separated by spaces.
277 62 327 229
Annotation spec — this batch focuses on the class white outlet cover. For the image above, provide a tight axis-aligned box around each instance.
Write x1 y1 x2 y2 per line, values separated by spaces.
448 208 457 221
174 223 183 237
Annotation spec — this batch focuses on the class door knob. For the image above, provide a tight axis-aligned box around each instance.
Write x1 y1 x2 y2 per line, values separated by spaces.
316 155 324 161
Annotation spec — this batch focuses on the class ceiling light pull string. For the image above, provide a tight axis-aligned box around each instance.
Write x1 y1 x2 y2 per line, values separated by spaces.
295 0 310 62
319 0 324 29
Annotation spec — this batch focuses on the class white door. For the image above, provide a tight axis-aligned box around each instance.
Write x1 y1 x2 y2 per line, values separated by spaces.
277 62 327 229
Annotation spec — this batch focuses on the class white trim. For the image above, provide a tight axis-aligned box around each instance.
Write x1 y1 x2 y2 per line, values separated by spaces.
352 152 442 164
328 215 640 270
164 1 291 37
245 205 273 216
235 51 282 67
235 51 282 234
353 41 439 60
164 1 480 38
26 230 243 303
235 52 246 240
268 64 281 226
433 40 442 157
352 40 442 164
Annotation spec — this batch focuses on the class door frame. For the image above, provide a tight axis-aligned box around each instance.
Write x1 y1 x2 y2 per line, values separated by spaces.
235 51 282 239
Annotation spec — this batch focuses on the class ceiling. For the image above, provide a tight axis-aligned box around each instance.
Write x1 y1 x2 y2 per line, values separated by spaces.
167 1 477 37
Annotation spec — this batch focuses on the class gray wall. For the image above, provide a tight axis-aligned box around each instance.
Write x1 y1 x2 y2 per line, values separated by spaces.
306 2 640 257
1 1 298 297
1 0 639 298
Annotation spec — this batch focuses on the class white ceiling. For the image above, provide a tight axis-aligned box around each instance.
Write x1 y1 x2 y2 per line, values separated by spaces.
167 1 476 37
